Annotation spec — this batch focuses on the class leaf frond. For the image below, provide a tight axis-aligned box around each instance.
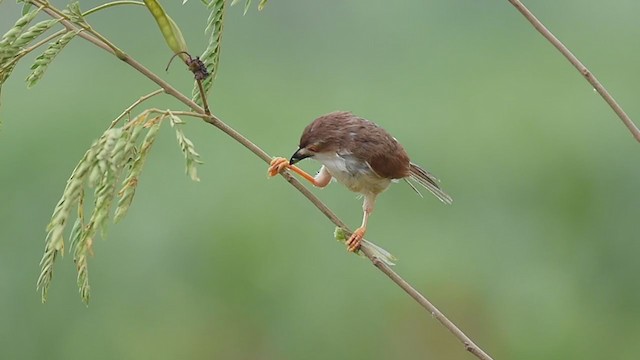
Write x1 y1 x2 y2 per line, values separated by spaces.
193 0 225 104
168 111 203 181
26 30 79 88
38 110 163 304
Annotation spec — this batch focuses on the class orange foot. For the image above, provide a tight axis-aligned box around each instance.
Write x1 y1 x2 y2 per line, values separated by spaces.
268 157 290 177
346 227 366 252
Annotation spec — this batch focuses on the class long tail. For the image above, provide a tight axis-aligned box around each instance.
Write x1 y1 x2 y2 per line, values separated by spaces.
407 163 453 204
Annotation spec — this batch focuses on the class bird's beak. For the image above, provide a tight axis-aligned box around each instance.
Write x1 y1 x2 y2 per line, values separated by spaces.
289 147 311 165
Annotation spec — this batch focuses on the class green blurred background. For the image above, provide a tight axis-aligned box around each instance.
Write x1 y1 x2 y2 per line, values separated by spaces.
2 1 640 359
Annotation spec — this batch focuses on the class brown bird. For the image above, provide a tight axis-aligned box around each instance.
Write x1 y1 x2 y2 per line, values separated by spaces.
268 111 452 252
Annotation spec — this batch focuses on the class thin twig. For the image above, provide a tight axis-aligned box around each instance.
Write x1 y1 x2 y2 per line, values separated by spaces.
33 3 494 359
109 88 165 128
507 0 640 143
36 0 126 59
83 1 145 16
196 79 211 115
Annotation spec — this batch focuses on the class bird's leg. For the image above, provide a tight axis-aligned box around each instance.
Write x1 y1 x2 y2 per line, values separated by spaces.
268 157 332 188
346 194 376 252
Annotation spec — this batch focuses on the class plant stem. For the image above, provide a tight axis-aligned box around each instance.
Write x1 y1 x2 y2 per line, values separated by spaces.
507 0 640 143
31 0 127 59
196 79 211 115
83 1 145 17
35 5 494 360
109 88 165 129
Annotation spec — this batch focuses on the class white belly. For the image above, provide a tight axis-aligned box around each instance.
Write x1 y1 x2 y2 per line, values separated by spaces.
313 152 391 195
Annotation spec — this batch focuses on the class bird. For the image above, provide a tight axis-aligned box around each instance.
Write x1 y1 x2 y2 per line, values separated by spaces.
268 111 452 252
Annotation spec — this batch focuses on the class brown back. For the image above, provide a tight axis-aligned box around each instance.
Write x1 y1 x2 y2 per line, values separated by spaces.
300 111 411 179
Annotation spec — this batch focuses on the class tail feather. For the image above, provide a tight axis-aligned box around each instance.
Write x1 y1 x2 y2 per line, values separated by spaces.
408 163 453 204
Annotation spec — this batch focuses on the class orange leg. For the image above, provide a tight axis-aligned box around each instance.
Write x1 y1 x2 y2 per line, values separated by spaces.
268 157 331 188
346 194 376 252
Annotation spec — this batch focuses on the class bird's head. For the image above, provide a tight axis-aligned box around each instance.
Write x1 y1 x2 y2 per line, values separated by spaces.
289 141 326 165
289 112 351 165
290 129 345 165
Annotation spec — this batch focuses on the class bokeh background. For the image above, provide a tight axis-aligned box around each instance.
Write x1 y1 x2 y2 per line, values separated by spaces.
2 1 640 359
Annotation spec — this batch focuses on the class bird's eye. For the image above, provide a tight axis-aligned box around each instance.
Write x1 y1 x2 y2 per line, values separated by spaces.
308 145 319 152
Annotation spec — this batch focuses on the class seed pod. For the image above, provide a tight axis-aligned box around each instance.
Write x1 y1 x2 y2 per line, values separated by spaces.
143 0 189 61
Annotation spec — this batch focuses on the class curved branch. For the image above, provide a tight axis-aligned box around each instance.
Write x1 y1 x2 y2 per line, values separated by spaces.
508 0 640 143
109 88 165 128
34 3 494 359
83 1 145 17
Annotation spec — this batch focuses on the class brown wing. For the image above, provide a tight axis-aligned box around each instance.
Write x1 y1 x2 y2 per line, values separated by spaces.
366 143 411 179
346 117 411 180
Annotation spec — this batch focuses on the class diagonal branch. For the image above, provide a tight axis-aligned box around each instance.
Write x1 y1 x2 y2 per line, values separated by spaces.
34 3 493 359
508 0 640 143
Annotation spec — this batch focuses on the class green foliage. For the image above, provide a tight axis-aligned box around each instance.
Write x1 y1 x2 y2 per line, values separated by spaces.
37 138 97 304
113 113 163 223
192 0 224 104
26 30 78 88
0 6 41 50
0 6 42 96
113 120 146 223
1 1 149 101
258 0 269 11
21 2 33 15
191 0 269 103
230 0 270 15
36 108 203 304
168 111 203 181
2 19 58 59
64 1 86 25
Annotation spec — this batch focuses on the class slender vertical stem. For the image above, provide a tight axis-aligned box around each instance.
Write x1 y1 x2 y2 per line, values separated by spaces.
507 0 640 142
196 80 211 115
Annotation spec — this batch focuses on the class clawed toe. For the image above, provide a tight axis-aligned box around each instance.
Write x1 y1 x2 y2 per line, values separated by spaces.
268 157 290 177
346 227 366 252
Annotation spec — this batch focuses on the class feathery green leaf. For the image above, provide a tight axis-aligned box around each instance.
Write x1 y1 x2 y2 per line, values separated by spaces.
0 19 58 61
38 117 156 303
37 139 99 303
0 6 41 50
193 0 224 104
114 117 163 222
65 1 86 25
22 3 33 15
169 111 202 181
26 30 78 88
